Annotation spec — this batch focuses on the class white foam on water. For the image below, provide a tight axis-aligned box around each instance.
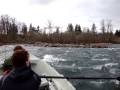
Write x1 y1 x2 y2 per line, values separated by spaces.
92 54 110 61
92 58 110 61
92 62 118 70
78 65 108 71
71 63 76 67
90 81 105 86
53 63 77 70
42 54 66 62
0 51 13 65
0 45 14 66
65 50 71 53
64 50 71 55
104 63 118 67
92 65 103 70
107 48 115 50
92 54 103 58
77 66 90 70
55 65 75 69
51 64 76 70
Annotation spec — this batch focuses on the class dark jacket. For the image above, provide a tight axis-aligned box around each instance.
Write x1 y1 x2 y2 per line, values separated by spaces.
0 66 41 90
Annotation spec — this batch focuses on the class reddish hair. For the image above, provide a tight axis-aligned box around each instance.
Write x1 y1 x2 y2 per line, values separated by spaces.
12 50 29 68
13 46 25 51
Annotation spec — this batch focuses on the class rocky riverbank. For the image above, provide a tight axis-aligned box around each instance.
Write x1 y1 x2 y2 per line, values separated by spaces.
0 42 111 48
34 42 111 48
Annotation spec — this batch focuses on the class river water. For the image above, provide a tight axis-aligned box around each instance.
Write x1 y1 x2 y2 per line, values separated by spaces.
0 45 120 90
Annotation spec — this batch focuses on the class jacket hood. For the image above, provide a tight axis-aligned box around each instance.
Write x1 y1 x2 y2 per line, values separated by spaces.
9 66 33 83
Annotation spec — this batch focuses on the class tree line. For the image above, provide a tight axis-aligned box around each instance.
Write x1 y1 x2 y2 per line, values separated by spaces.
0 15 120 44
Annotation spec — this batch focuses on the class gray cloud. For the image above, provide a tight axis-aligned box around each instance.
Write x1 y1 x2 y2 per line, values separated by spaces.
76 0 120 28
77 0 120 17
99 0 120 16
29 0 120 28
97 0 120 27
30 0 55 5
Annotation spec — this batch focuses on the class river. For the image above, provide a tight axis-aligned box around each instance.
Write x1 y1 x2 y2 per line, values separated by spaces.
0 44 120 90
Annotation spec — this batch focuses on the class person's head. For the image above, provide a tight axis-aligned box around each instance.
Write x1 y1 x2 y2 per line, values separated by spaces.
13 46 25 52
12 50 29 68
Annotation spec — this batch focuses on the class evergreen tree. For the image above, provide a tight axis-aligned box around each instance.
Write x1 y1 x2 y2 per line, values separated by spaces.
37 25 40 31
29 24 33 31
22 24 27 37
55 27 60 34
75 24 82 33
115 29 120 37
67 23 74 32
91 23 96 33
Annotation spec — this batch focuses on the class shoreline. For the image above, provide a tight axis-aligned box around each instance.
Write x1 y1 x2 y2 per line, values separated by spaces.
33 42 111 48
0 42 112 48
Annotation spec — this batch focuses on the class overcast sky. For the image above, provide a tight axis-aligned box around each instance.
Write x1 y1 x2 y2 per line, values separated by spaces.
0 0 119 31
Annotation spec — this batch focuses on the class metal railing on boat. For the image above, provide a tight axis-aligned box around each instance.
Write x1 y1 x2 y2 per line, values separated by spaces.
39 76 120 81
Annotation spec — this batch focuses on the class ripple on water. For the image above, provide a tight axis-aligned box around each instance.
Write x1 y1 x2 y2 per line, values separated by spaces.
92 65 103 70
91 63 118 70
91 54 110 61
90 81 105 86
104 63 118 67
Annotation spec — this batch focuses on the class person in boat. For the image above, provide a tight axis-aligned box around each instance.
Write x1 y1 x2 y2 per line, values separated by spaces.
0 50 41 90
2 45 26 75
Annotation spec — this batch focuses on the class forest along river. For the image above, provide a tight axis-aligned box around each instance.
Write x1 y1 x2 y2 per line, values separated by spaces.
0 45 120 90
